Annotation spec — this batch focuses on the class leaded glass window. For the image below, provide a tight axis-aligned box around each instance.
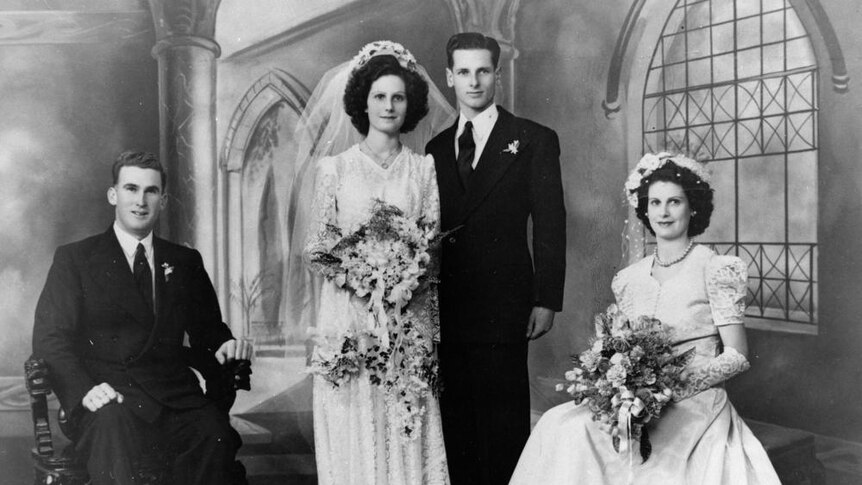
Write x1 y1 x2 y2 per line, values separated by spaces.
642 0 818 330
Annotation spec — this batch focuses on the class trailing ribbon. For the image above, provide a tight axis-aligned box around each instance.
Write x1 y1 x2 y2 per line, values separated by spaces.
613 386 646 484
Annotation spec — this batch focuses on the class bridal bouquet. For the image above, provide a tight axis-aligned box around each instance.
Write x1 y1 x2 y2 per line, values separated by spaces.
310 199 438 346
557 304 693 461
307 311 440 438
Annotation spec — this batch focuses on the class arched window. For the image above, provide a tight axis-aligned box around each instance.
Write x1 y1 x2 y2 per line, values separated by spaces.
642 0 818 332
220 70 311 355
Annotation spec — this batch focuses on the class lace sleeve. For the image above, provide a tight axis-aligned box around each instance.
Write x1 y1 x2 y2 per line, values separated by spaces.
706 255 749 326
302 157 340 272
421 154 442 278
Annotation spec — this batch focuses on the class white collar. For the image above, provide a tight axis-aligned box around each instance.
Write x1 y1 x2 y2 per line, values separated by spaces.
113 222 154 261
458 104 498 142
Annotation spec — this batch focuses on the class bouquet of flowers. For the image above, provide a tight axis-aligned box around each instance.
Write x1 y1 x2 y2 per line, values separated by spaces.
310 199 439 347
307 311 440 438
557 304 694 461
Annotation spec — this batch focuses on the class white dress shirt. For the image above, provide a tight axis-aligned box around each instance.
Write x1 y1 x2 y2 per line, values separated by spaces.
455 104 499 169
113 222 155 295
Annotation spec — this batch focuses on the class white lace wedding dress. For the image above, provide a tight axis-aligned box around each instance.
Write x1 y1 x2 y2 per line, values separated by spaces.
304 144 449 485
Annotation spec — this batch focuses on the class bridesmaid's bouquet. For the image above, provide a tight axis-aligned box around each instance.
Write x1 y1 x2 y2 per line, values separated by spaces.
310 199 439 347
557 304 694 461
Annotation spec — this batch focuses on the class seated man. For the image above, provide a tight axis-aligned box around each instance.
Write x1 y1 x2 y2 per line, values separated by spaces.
32 151 252 485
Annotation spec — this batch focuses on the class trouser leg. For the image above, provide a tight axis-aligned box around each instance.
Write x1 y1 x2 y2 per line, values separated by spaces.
75 403 143 485
160 402 242 485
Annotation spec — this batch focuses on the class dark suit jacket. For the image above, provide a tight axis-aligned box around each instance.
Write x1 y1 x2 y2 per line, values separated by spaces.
426 106 566 343
32 228 234 422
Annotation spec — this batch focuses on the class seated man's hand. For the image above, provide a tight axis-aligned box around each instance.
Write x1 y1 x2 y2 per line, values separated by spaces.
82 382 124 412
215 338 253 365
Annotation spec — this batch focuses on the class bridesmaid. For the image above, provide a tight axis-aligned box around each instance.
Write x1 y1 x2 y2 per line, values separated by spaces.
509 153 780 485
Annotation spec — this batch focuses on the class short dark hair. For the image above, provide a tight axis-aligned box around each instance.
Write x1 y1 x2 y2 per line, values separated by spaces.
112 151 166 190
634 160 714 237
343 55 429 136
446 32 501 69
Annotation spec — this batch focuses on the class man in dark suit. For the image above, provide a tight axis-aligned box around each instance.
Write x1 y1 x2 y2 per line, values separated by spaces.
32 151 252 485
425 33 566 484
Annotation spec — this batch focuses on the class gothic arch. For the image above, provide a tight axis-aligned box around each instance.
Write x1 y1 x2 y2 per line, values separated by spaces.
218 69 310 349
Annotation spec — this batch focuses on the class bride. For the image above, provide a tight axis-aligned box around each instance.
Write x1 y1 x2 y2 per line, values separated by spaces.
509 153 780 484
286 41 455 484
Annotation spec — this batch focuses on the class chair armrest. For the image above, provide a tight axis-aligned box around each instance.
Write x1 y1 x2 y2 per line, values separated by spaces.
182 347 252 414
25 356 54 457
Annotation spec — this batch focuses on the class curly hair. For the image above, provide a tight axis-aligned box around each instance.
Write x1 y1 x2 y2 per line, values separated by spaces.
343 55 429 136
634 160 714 237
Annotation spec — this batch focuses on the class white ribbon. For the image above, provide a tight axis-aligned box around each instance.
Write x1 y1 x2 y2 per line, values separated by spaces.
614 386 646 484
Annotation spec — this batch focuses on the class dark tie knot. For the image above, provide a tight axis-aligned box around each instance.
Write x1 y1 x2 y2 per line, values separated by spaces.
135 243 147 265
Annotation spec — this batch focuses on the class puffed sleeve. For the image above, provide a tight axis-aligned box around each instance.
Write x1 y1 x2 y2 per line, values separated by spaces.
302 157 340 269
706 255 749 326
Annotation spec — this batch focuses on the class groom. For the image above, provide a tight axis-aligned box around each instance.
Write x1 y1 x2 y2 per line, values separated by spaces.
426 33 566 484
32 151 251 485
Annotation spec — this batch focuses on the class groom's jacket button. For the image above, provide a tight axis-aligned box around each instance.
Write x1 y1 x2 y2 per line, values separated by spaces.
448 236 456 243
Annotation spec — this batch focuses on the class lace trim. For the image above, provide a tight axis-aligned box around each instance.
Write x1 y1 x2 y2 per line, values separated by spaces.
674 346 750 401
706 256 748 326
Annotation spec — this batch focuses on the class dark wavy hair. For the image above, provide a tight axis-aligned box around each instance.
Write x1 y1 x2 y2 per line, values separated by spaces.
634 160 714 237
343 55 429 136
111 151 166 190
446 32 501 68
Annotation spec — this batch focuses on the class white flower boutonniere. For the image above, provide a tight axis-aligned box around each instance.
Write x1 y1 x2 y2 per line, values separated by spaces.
503 140 520 155
162 263 174 282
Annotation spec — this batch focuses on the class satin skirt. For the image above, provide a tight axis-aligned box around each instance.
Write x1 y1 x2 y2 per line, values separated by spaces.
510 388 780 485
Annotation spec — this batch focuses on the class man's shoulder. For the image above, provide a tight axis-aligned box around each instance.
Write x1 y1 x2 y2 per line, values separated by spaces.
54 231 109 259
506 110 557 139
155 237 202 263
425 124 456 152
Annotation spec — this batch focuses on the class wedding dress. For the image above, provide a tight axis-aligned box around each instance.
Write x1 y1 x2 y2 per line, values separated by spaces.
304 144 449 485
510 245 780 485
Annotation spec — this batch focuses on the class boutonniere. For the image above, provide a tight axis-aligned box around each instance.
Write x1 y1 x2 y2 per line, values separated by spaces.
503 140 520 155
162 263 174 282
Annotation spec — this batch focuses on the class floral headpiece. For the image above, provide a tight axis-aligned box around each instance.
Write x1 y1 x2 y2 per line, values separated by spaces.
624 152 711 207
348 40 418 72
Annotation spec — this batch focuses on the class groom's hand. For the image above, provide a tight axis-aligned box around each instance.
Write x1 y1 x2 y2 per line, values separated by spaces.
526 306 555 340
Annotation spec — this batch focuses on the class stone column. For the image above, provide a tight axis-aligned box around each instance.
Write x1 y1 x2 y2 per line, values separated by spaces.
444 0 521 111
148 0 221 279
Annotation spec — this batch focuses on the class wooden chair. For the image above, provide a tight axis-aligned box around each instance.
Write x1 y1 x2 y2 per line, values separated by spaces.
25 350 252 485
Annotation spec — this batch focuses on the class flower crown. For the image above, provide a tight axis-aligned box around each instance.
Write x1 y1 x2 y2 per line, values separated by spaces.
624 152 711 207
348 40 418 72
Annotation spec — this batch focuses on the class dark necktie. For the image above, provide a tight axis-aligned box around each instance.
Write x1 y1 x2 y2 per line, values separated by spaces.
134 243 154 312
457 121 476 189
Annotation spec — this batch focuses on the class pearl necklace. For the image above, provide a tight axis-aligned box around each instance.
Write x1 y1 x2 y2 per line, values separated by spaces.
361 141 401 168
654 240 695 267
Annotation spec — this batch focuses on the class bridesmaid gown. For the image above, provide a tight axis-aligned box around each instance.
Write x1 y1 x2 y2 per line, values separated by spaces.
510 245 780 485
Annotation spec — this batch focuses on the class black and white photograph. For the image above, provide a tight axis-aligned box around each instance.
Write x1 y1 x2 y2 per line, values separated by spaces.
0 0 860 484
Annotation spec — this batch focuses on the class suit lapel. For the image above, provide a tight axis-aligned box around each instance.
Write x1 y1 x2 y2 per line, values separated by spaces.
434 121 468 230
153 238 172 323
460 107 521 222
86 228 155 329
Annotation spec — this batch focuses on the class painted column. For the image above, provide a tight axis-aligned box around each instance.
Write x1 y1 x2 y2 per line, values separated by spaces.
444 0 521 111
148 0 222 283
